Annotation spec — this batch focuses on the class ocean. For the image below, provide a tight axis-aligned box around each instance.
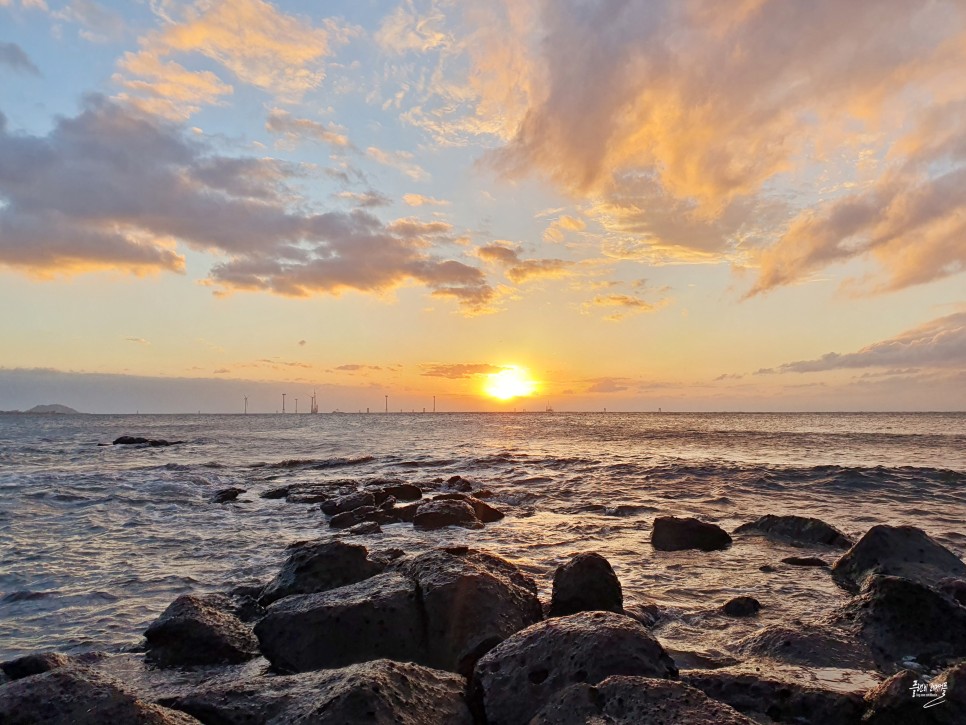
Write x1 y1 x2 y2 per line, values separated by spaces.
1 411 964 666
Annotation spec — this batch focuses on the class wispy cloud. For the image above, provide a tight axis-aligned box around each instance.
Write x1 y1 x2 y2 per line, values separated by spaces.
0 42 40 75
266 109 351 150
420 362 504 379
476 242 571 283
403 193 450 207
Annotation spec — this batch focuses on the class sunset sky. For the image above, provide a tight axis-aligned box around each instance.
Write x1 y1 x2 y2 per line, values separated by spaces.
1 0 964 412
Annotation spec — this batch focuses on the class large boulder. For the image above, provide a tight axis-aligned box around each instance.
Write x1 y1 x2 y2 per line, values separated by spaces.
161 659 472 725
255 571 424 673
548 552 623 617
651 516 732 552
735 514 853 549
1 652 72 681
258 540 386 605
412 500 482 530
371 482 423 504
404 547 542 675
113 436 181 447
722 596 761 617
144 594 259 668
530 675 756 725
0 666 200 724
832 575 966 668
682 669 866 725
472 610 677 725
831 525 966 592
730 622 876 670
431 493 504 522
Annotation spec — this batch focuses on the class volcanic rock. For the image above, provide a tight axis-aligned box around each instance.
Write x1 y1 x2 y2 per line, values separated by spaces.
371 482 423 504
255 571 424 673
682 668 866 725
347 521 381 535
144 594 259 668
722 596 761 617
161 659 471 725
831 524 966 592
0 666 200 724
651 516 732 552
112 436 181 447
548 552 623 617
471 610 677 725
833 574 966 668
1 652 72 681
320 491 375 516
412 499 482 530
731 623 877 670
432 493 505 522
210 487 245 503
259 539 386 605
403 547 543 675
259 486 290 499
782 556 829 567
328 506 376 529
530 675 756 725
735 514 853 549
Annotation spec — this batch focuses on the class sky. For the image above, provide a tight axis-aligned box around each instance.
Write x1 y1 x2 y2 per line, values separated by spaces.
0 0 964 413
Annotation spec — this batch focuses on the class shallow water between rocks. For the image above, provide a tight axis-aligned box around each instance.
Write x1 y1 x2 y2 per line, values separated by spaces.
2 411 964 686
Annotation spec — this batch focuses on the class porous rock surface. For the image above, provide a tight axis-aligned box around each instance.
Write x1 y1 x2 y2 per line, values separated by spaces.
258 539 386 605
651 516 732 551
735 514 853 549
144 594 259 668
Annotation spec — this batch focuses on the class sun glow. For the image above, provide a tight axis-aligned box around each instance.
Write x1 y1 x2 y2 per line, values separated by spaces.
483 366 538 400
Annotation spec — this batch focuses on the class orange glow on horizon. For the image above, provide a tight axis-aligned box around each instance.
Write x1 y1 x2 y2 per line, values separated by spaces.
483 366 538 400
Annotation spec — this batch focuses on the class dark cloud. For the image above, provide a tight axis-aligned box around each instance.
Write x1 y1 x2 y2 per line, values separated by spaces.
0 42 40 76
0 96 492 311
420 363 504 379
775 312 966 373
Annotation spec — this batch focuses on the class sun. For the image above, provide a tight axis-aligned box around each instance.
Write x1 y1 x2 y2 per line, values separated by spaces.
484 366 538 400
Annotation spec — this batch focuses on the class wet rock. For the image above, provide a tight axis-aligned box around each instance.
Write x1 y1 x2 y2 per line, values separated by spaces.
549 552 623 617
112 436 181 447
255 571 424 673
210 487 245 503
284 484 330 504
759 564 777 573
0 666 200 724
320 491 375 516
144 594 259 668
624 601 663 628
1 652 72 681
530 675 756 725
432 492 505 522
471 610 677 725
833 575 966 669
731 623 877 670
404 547 542 675
831 524 966 593
161 659 471 725
259 486 290 499
328 505 376 529
735 514 853 549
939 577 966 606
393 501 422 522
782 556 829 567
651 516 732 552
446 474 472 491
259 539 386 605
372 482 423 504
683 668 866 725
412 499 483 530
722 596 761 617
347 520 381 535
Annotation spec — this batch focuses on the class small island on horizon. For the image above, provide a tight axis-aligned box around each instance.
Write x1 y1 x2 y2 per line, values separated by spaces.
0 404 82 415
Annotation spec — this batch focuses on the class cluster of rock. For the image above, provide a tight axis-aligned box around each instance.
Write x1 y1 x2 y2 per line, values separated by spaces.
4 513 966 723
108 435 182 447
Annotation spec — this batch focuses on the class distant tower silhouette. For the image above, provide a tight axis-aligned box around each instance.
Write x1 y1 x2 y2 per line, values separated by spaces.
295 398 298 414
385 395 388 413
244 396 248 415
282 393 286 413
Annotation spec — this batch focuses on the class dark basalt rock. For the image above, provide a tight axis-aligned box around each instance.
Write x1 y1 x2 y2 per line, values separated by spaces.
1 652 72 681
831 524 966 593
530 675 756 725
259 486 290 499
372 482 423 504
782 556 829 567
549 552 623 617
259 539 386 605
939 577 966 606
861 663 966 724
832 575 966 669
347 520 381 535
682 668 866 725
412 499 483 530
731 623 877 670
722 596 761 617
255 571 425 673
471 610 678 725
432 493 505 522
651 516 732 552
144 594 259 668
0 666 200 724
210 487 245 503
160 659 472 725
403 547 543 675
735 514 853 549
112 436 182 447
328 505 376 529
320 491 375 516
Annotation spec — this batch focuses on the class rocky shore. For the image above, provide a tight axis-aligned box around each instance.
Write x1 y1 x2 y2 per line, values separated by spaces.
3 472 965 724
